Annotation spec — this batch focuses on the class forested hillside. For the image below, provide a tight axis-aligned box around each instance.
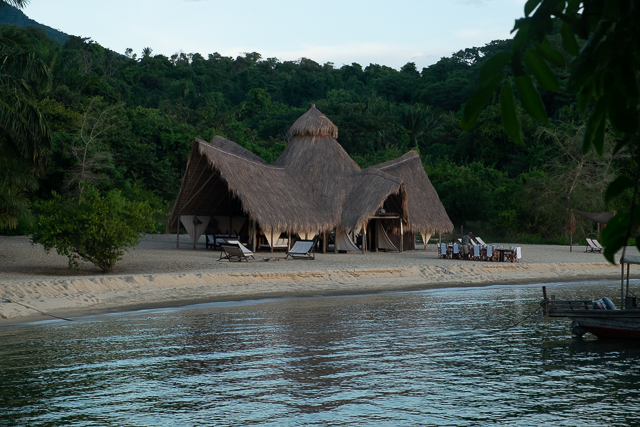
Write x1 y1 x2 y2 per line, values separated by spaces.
1 22 631 243
0 5 67 44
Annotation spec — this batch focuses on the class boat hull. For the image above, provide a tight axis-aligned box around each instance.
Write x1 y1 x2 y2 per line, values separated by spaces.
570 315 640 339
542 299 640 339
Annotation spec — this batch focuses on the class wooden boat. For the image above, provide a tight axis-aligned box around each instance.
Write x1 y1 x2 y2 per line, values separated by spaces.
540 254 640 339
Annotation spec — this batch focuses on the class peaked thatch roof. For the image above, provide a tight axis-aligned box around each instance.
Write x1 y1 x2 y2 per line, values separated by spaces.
167 137 332 234
287 104 338 139
167 106 452 237
369 151 453 234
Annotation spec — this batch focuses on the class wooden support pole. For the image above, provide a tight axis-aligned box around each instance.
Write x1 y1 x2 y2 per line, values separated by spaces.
323 230 327 254
192 216 197 249
333 228 337 253
400 219 404 253
251 219 257 252
271 230 274 253
362 223 367 254
622 262 626 309
288 231 291 251
374 220 378 252
176 214 181 248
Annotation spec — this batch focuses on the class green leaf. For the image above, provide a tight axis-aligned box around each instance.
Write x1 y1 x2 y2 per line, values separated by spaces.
608 87 638 134
560 23 579 56
535 39 565 67
619 66 640 101
601 212 631 264
513 21 530 52
479 52 512 86
577 86 592 115
524 0 542 16
500 85 523 145
605 177 635 203
582 97 607 154
460 75 503 130
566 0 581 13
514 75 548 124
523 50 560 91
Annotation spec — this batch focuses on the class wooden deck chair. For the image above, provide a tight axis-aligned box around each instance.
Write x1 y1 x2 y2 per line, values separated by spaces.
219 241 254 262
504 246 517 262
486 245 499 262
585 238 599 253
285 239 316 260
453 243 460 259
592 239 604 253
485 244 493 261
439 243 448 259
472 244 481 260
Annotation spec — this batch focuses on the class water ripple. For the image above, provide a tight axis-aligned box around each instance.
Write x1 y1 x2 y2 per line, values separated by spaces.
2 281 640 426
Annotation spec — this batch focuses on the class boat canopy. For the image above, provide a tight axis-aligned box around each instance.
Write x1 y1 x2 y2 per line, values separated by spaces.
621 255 640 265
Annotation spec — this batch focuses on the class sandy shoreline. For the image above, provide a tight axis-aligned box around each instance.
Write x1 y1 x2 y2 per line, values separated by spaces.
1 234 635 325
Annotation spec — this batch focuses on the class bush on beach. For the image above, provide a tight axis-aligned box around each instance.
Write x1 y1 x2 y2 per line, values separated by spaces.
31 184 156 272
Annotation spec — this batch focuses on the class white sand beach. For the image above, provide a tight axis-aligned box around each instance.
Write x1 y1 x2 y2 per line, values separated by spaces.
1 234 635 324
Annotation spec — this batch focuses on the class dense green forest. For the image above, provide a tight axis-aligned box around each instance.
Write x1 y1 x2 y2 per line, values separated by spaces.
0 19 632 243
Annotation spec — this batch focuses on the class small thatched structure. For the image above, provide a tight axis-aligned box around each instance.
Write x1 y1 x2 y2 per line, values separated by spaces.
167 106 453 251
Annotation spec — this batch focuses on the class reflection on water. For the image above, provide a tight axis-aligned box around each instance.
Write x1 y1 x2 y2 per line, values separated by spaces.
2 281 640 426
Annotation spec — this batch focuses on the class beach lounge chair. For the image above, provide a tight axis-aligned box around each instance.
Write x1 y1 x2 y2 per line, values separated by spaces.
593 239 604 252
586 238 600 253
219 240 255 262
476 237 487 246
206 234 238 250
285 239 316 260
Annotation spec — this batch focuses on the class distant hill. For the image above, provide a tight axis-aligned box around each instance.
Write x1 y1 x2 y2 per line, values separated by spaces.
0 4 68 45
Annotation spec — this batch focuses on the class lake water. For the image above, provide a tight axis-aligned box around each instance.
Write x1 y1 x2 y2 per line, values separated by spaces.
2 281 640 426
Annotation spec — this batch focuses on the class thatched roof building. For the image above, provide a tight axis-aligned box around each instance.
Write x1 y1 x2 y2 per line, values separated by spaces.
167 106 452 251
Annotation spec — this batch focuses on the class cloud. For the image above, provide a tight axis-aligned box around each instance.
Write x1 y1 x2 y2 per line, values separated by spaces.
209 41 466 70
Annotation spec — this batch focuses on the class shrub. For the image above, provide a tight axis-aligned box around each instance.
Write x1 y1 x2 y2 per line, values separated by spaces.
32 185 156 272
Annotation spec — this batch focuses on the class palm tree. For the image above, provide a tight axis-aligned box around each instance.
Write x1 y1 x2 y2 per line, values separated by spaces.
0 1 30 7
399 104 443 149
0 25 52 229
0 26 51 165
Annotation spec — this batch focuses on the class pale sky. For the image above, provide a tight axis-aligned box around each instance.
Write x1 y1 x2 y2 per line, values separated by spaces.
23 0 526 70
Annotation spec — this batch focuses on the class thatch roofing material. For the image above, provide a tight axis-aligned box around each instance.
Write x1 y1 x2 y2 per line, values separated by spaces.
167 138 334 234
573 210 615 224
342 170 406 231
287 105 338 139
168 106 453 238
370 151 453 234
